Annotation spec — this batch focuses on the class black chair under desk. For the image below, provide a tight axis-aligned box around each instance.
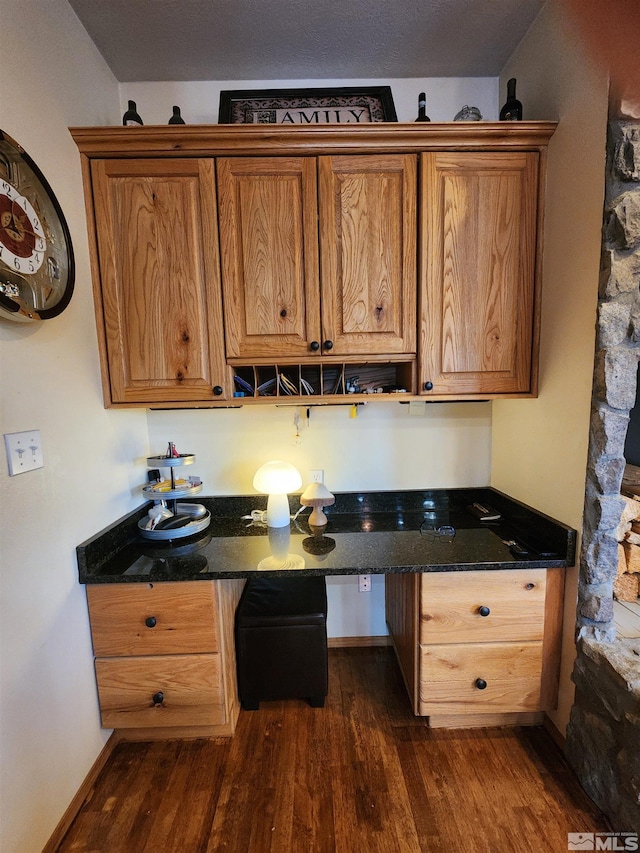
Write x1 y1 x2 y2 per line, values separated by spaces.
235 575 328 710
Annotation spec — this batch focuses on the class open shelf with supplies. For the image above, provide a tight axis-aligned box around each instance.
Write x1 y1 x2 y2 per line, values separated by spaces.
231 359 416 402
139 448 211 540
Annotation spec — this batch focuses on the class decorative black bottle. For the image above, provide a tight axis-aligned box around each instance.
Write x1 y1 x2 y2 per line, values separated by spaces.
499 78 522 121
122 100 143 126
168 106 185 125
415 92 431 122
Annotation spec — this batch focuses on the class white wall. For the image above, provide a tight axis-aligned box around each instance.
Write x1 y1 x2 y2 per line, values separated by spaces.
492 1 609 733
119 77 498 125
148 402 492 637
0 2 150 851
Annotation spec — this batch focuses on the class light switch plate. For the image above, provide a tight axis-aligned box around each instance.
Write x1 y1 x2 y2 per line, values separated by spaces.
4 430 44 475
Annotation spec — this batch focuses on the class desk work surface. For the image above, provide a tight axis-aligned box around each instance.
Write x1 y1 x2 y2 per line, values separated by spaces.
77 488 576 585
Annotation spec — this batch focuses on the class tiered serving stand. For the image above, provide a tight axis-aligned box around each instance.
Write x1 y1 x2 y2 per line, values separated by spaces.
139 452 210 540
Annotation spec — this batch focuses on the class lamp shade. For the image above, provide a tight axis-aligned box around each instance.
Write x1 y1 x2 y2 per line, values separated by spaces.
300 481 335 527
253 461 302 527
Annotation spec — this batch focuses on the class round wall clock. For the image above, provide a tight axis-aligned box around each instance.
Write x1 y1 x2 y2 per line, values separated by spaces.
0 130 74 322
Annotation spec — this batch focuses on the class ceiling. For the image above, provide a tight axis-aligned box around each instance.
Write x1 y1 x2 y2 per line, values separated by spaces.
67 0 545 83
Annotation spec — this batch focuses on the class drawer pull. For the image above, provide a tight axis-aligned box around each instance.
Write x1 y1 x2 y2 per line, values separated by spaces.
525 583 535 590
477 606 491 617
145 616 157 628
475 678 487 690
152 691 164 706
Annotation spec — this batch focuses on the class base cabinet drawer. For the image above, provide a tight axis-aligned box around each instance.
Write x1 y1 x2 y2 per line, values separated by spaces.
87 581 220 657
95 653 225 729
418 641 543 715
419 569 546 644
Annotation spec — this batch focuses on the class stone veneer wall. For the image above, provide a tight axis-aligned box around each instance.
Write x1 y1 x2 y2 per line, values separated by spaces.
566 119 640 833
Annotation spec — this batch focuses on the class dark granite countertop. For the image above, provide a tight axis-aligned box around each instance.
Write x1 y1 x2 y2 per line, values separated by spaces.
77 488 576 584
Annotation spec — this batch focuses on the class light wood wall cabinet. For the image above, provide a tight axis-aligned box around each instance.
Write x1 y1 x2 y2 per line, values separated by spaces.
88 159 230 405
218 154 416 361
385 568 564 727
217 156 321 359
71 123 555 408
420 152 539 396
86 580 244 739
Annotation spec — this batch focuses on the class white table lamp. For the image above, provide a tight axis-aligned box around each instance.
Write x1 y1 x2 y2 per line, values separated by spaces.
253 460 302 527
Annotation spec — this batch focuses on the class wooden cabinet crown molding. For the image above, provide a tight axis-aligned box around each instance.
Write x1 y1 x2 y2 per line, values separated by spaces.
69 122 557 159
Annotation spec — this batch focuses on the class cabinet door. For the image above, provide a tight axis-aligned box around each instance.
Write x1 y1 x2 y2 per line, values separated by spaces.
91 159 229 404
420 152 539 395
217 157 320 359
319 155 417 355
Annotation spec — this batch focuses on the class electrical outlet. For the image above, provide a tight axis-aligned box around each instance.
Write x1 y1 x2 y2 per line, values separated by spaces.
4 430 44 475
358 574 371 592
309 469 324 484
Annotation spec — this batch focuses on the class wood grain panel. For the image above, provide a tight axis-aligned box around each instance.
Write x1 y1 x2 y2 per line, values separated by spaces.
418 641 543 714
419 569 547 645
420 151 538 395
90 158 228 403
95 653 224 728
319 154 417 355
427 711 543 728
217 157 320 358
87 581 219 657
215 579 245 735
539 567 566 710
385 571 419 713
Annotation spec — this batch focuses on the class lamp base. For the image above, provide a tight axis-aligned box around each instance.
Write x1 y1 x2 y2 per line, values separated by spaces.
266 493 291 527
308 506 328 526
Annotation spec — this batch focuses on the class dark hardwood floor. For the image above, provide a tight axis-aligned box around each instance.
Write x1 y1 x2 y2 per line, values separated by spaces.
56 647 607 852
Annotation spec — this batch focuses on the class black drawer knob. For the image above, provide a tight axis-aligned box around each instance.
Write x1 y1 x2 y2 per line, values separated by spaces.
423 381 434 391
310 340 320 351
213 385 223 396
478 606 491 617
525 582 535 590
323 339 334 350
145 616 157 628
475 678 487 690
152 691 164 705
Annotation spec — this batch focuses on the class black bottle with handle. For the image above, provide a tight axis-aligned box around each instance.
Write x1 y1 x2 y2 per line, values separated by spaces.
415 92 431 122
499 78 522 121
168 105 185 124
122 100 143 126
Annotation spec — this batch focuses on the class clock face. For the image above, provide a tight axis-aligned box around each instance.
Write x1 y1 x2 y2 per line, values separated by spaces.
0 131 74 322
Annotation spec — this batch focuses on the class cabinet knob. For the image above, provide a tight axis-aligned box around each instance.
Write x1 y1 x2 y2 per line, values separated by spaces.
145 616 157 628
423 381 434 391
525 582 535 590
213 385 223 396
475 678 487 690
478 606 491 617
310 340 320 352
152 691 164 705
323 340 334 351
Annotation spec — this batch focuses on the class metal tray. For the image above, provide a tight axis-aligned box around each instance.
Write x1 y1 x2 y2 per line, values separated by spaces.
146 454 195 468
138 510 211 541
142 482 203 500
